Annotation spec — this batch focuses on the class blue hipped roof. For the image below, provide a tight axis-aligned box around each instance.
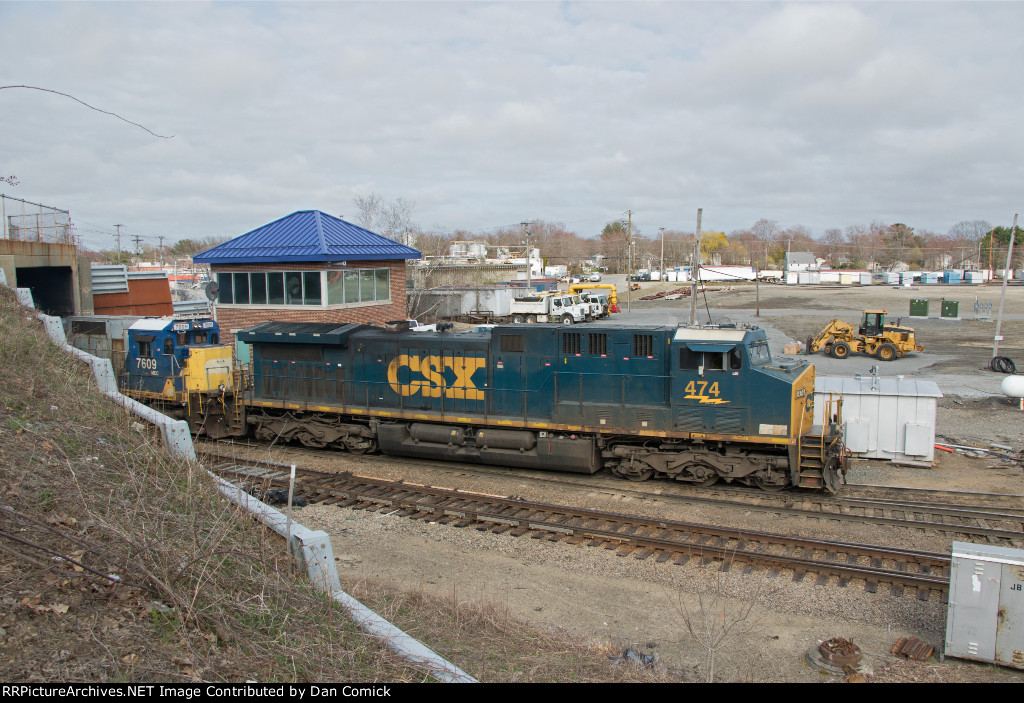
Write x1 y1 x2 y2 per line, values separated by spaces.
193 210 422 264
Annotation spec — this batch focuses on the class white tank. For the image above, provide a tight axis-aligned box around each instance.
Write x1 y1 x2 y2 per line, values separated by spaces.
1000 375 1024 398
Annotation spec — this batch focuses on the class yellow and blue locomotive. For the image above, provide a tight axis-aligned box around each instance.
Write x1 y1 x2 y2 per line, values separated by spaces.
122 318 243 439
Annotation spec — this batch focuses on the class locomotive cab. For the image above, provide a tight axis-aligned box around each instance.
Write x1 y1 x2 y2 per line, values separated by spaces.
124 318 232 399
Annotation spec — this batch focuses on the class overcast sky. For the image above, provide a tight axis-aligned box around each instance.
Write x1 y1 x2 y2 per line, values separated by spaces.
2 1 1022 252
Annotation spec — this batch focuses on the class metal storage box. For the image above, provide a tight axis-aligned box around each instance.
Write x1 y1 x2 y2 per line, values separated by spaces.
814 375 942 463
945 542 1024 670
940 300 960 320
909 299 929 317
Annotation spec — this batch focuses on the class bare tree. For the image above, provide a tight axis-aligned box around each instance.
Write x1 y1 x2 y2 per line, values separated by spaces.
822 228 844 266
352 193 418 246
948 219 992 242
353 193 383 230
672 567 761 683
750 219 780 244
749 219 781 268
948 220 991 269
380 197 416 247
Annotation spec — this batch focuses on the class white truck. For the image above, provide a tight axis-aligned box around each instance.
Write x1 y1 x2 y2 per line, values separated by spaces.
508 293 590 324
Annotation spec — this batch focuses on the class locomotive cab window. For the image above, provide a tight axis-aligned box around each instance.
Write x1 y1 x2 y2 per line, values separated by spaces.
679 344 739 372
163 338 175 356
137 339 153 358
748 342 770 366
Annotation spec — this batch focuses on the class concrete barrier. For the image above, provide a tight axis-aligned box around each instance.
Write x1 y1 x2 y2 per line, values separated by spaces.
8 283 476 682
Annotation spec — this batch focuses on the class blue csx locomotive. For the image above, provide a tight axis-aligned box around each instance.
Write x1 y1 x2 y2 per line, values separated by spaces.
123 319 847 492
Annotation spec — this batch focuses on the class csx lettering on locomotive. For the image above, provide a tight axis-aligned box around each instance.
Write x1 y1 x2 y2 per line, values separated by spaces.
386 354 486 399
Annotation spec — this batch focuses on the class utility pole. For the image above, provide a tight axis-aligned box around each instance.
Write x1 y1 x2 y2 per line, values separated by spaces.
689 208 702 326
132 234 143 260
626 210 633 312
659 226 665 280
114 224 123 264
158 235 165 267
993 214 1018 359
520 221 533 289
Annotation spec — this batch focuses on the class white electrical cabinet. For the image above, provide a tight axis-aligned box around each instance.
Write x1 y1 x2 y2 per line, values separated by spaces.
814 375 942 464
945 542 1024 670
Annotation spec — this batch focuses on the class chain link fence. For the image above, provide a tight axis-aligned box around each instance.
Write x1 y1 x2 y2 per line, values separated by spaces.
1 194 73 244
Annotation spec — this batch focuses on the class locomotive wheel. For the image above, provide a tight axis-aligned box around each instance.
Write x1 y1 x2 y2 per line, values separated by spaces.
831 341 851 359
345 436 379 454
684 464 718 487
298 433 327 448
624 468 654 482
876 343 897 361
754 477 786 492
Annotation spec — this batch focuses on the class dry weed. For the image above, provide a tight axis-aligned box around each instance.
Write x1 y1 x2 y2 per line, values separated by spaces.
0 288 418 682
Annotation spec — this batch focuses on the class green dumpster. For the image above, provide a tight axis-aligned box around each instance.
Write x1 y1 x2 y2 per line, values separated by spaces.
909 299 929 318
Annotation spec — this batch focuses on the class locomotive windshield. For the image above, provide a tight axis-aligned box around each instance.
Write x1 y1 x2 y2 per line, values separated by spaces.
749 342 771 365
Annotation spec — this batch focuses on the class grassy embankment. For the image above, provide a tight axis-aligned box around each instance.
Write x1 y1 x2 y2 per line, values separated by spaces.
0 287 664 683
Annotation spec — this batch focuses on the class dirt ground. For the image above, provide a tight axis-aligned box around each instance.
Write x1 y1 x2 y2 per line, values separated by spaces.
287 281 1024 683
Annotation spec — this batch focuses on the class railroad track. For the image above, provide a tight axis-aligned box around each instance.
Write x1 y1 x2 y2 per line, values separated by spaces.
204 452 953 600
199 439 1024 544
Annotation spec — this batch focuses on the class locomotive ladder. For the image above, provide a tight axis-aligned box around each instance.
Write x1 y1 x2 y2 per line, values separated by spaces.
796 394 844 491
228 367 250 432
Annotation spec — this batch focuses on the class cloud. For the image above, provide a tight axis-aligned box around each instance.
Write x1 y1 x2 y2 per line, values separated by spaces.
1 1 1022 250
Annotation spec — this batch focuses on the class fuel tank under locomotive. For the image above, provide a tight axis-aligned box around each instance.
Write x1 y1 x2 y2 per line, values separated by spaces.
377 422 602 474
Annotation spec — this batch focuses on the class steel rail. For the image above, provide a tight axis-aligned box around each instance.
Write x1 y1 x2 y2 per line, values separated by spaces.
200 444 1024 542
207 457 951 595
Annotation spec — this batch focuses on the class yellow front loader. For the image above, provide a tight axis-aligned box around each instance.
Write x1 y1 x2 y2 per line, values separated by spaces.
806 309 923 361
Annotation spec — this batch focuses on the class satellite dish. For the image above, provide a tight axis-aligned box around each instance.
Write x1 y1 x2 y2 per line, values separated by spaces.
204 281 220 301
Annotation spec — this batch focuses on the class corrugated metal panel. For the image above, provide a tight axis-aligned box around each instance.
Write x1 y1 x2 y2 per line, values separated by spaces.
172 300 211 316
91 265 129 293
127 270 170 280
193 210 421 264
816 376 942 398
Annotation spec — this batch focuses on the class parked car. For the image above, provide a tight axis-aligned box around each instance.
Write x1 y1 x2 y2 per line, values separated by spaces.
588 273 602 282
